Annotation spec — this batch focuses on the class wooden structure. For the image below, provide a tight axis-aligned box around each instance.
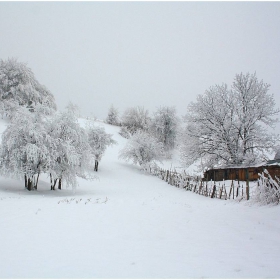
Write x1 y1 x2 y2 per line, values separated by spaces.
204 160 280 181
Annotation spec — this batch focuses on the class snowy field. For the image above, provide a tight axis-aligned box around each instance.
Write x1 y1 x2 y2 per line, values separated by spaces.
1 119 280 278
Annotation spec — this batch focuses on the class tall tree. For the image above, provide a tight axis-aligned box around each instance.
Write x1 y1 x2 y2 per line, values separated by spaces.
232 72 279 162
180 73 279 170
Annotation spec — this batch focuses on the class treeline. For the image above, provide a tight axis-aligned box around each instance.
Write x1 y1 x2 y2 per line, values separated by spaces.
108 72 279 172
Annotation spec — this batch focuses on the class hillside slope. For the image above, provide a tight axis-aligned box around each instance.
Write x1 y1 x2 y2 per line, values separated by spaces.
0 118 280 278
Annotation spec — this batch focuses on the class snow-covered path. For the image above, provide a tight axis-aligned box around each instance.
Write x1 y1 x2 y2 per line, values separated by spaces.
0 120 280 278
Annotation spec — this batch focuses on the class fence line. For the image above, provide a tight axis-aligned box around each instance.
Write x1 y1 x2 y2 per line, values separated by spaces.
143 165 250 201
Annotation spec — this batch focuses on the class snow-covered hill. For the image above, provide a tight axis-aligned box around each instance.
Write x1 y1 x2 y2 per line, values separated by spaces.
0 118 280 278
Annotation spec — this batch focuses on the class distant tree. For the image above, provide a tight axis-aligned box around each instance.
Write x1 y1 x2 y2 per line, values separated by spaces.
106 105 120 126
119 131 165 166
150 106 179 151
180 73 279 170
87 124 116 171
121 106 150 135
0 58 56 118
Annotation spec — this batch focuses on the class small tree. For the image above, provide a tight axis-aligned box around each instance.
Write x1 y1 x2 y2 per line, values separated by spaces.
0 58 57 118
119 131 165 166
48 106 92 190
121 106 150 135
87 124 116 171
106 105 120 126
150 106 179 151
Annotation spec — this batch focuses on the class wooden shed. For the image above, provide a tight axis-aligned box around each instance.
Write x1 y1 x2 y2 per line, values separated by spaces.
204 160 280 181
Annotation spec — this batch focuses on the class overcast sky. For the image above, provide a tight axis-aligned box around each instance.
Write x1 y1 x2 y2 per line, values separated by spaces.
0 1 280 125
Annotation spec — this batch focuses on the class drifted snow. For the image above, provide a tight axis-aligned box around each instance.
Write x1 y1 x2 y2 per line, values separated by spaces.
0 118 280 278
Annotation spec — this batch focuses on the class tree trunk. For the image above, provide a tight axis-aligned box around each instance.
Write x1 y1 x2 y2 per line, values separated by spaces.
58 178 62 190
27 177 33 191
34 173 40 190
94 160 99 172
24 175 27 189
50 173 53 190
50 173 58 190
51 179 57 190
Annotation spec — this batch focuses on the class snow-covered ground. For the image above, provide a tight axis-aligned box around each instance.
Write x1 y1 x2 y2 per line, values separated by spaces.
0 118 280 278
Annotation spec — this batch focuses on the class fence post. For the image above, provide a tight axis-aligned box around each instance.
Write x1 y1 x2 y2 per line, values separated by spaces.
223 180 227 200
229 180 233 199
211 183 216 198
246 180 250 200
219 185 223 199
166 170 169 182
236 180 240 197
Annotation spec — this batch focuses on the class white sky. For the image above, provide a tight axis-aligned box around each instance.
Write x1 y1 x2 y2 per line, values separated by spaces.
0 2 280 126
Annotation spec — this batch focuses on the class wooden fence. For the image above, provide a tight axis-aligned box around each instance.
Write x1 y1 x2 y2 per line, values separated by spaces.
143 165 251 201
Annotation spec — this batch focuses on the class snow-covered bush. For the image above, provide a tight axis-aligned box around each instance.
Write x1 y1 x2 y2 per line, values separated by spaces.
106 105 120 126
87 124 116 171
252 170 280 205
150 106 179 151
0 58 57 118
119 131 165 166
121 106 150 135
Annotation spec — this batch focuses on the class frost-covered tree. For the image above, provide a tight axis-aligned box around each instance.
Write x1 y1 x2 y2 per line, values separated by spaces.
0 106 53 190
150 106 179 150
106 105 120 126
0 58 56 118
87 124 116 171
0 102 95 191
232 72 279 163
180 84 238 169
48 106 92 190
121 106 150 135
180 73 279 170
119 131 165 166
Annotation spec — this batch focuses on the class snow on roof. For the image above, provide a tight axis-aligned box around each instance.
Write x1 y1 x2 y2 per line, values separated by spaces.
266 159 280 166
211 160 272 170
